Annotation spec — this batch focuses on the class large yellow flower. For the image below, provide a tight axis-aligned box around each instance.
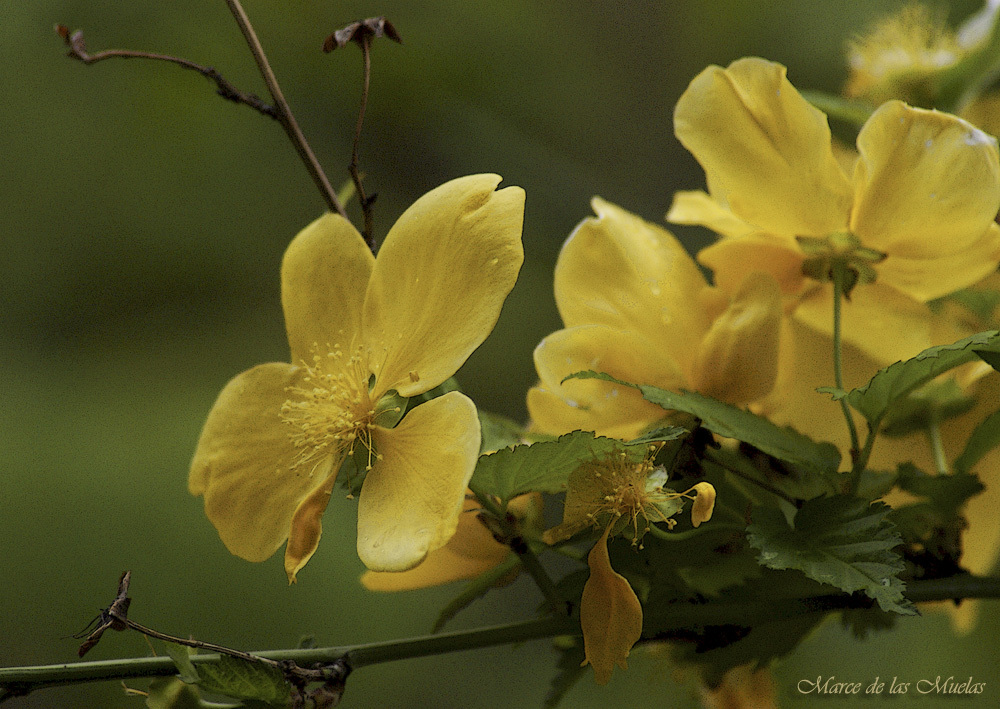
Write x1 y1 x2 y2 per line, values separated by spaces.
189 175 524 581
668 57 1000 365
527 198 783 439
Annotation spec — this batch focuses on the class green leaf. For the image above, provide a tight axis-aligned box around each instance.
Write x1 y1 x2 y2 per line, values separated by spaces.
478 409 525 454
164 642 200 685
746 496 915 615
825 330 1000 425
895 464 984 512
955 408 1000 475
470 429 673 503
193 656 290 706
432 554 520 633
567 371 841 475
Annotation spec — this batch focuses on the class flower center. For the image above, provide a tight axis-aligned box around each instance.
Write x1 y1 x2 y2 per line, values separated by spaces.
797 232 886 296
280 343 378 475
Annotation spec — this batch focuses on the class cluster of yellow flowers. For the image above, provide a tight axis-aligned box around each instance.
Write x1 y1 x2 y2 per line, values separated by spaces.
186 5 1000 695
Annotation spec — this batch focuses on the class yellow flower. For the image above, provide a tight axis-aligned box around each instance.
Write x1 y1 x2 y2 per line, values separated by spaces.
360 491 542 592
668 57 1000 365
544 449 716 685
844 1 1000 108
189 175 524 581
528 198 783 439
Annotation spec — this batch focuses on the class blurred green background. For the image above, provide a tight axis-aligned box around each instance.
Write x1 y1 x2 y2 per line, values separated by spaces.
3 1 999 707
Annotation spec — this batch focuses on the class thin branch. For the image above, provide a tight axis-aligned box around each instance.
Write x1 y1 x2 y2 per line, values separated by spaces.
55 25 278 119
4 576 1000 702
324 17 403 252
221 0 348 219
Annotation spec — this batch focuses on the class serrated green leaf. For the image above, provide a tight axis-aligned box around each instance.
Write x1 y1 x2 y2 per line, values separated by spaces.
567 371 841 475
194 656 290 706
955 408 1000 475
432 554 520 633
746 496 915 615
828 330 1000 425
470 430 651 502
478 410 525 454
164 642 200 685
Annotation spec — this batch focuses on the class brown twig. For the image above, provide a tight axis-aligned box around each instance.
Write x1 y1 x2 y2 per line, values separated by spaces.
221 0 348 220
55 25 278 119
324 18 402 252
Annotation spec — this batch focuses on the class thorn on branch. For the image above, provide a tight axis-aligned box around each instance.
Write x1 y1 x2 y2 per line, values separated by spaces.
322 17 402 53
53 24 278 120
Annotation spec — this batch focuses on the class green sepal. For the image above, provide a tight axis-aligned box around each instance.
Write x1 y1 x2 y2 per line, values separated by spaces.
567 371 841 475
164 642 200 685
373 390 407 429
145 678 222 709
822 330 1000 425
800 89 877 126
746 495 915 615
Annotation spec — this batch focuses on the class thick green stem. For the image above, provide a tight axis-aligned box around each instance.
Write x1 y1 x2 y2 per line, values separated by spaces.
831 262 861 459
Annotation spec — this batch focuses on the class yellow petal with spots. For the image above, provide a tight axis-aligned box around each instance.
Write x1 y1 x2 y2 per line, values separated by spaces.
362 175 524 398
357 392 481 571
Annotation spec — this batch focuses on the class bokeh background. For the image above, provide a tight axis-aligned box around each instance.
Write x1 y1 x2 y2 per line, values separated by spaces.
3 1 999 707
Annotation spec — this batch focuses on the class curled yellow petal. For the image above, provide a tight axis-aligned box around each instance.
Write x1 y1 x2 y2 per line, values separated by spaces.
362 174 525 398
674 57 852 236
284 475 337 584
580 527 643 685
555 198 710 342
357 392 481 571
690 482 717 528
691 272 782 404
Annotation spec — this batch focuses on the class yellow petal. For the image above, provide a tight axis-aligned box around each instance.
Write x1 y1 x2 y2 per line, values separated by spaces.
793 282 938 365
284 475 336 583
361 495 519 591
874 223 1000 302
851 102 1000 286
674 57 852 236
281 213 374 365
698 236 807 298
690 482 717 528
555 198 710 344
357 391 481 571
529 325 683 438
580 527 643 685
691 272 783 404
666 190 756 239
189 363 337 563
362 175 525 397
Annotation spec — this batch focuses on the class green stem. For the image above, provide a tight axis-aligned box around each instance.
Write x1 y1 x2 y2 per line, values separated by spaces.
831 262 861 459
222 0 347 220
645 522 746 542
5 576 1000 701
926 413 950 475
